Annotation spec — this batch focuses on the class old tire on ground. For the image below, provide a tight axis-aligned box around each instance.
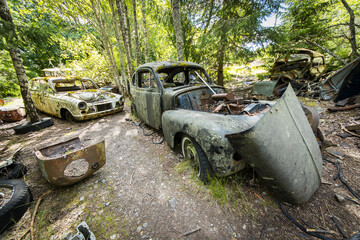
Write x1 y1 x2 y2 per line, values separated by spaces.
0 179 32 233
181 135 213 183
0 163 28 179
13 117 53 134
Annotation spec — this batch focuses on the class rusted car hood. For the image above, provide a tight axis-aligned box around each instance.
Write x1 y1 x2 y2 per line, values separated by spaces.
226 85 322 204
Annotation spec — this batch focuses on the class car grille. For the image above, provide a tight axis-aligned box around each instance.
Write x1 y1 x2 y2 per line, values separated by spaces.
96 103 112 112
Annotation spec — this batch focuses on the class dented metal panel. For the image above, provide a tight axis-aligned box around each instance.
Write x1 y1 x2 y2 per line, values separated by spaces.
35 138 106 186
0 108 26 122
226 86 322 204
251 80 278 96
320 57 360 101
162 109 267 176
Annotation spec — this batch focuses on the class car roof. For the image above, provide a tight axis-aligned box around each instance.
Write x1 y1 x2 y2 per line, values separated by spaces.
31 76 92 83
137 61 203 72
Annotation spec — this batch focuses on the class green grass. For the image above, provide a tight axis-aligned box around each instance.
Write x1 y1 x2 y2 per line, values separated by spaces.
175 159 267 218
207 176 228 204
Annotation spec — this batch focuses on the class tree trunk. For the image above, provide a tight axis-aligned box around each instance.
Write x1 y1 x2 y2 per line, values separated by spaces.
116 0 133 76
217 35 226 87
142 0 149 63
340 0 359 60
0 0 40 123
109 0 128 95
171 0 184 61
132 0 140 66
125 4 132 62
89 0 122 93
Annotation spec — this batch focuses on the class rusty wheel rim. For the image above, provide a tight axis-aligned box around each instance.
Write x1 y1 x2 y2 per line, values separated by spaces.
182 137 199 171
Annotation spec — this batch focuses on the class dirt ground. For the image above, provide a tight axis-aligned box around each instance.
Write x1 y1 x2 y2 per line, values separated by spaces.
0 99 359 240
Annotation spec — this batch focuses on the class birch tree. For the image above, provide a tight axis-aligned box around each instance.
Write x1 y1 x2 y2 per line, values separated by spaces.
0 0 40 122
116 0 133 75
132 0 140 66
142 0 149 63
109 0 128 92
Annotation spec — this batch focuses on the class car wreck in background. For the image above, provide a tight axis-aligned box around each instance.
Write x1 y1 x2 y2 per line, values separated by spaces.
0 99 26 122
30 76 124 121
252 48 326 97
130 61 322 204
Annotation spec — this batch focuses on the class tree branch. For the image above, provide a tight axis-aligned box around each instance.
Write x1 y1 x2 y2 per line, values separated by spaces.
300 36 348 65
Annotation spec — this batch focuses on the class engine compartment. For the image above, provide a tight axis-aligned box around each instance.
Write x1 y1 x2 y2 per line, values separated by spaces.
176 88 270 115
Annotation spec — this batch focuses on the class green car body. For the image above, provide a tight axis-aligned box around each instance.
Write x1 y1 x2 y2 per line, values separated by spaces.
130 61 322 204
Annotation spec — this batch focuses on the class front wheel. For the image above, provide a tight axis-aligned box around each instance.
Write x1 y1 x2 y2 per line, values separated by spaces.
181 135 213 183
64 110 75 122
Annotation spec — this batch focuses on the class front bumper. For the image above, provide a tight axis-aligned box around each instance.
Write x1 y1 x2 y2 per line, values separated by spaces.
73 105 124 121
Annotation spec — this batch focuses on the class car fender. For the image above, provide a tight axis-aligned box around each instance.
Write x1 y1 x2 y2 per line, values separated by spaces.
162 109 263 176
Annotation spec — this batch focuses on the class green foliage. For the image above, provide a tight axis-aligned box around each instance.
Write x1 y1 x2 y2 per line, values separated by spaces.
0 79 20 97
280 0 360 67
61 36 111 86
2 0 356 94
0 51 20 97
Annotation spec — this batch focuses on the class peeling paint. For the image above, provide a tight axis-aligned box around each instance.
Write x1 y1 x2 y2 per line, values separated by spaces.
30 76 124 121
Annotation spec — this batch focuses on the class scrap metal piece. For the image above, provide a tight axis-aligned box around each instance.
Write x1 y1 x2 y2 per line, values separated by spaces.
320 57 360 101
0 148 22 169
252 48 326 97
62 222 96 240
226 85 322 204
251 80 278 96
0 107 26 122
35 138 105 186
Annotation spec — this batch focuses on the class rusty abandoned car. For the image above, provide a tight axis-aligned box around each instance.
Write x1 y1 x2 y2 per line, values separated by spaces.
252 48 326 97
130 61 322 204
30 76 124 121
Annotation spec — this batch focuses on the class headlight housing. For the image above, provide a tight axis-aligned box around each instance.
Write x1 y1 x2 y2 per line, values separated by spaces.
78 101 87 110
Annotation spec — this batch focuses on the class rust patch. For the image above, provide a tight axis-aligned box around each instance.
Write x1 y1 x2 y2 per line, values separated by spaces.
35 137 106 186
0 108 26 122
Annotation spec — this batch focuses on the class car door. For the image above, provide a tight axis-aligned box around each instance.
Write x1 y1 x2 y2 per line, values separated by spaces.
133 68 162 129
36 80 58 116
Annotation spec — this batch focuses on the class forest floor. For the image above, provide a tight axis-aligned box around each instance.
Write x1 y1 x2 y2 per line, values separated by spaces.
0 95 359 240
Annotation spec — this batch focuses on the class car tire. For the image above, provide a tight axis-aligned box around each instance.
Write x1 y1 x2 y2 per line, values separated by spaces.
64 110 75 122
0 163 28 179
13 117 54 134
0 179 32 233
181 135 213 183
